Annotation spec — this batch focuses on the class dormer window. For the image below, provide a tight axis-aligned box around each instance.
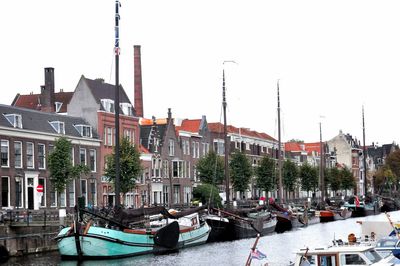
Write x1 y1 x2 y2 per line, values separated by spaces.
55 102 63 113
49 121 65 134
120 102 133 116
3 114 22 128
74 124 92 138
101 99 115 113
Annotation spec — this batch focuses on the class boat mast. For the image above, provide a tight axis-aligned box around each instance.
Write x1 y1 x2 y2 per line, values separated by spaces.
277 80 284 204
223 70 230 206
362 105 367 196
319 120 325 201
114 0 121 207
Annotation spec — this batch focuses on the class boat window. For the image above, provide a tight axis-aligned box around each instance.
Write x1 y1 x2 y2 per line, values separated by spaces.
319 255 336 266
376 238 398 248
341 254 367 265
299 255 315 266
363 250 382 263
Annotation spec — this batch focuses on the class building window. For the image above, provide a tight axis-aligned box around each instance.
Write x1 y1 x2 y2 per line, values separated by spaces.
15 177 22 208
123 129 133 144
202 142 209 156
4 114 22 128
14 142 22 168
184 186 191 204
38 144 46 169
101 99 115 113
49 121 65 134
1 177 9 207
68 180 75 207
168 139 175 156
173 185 180 204
26 142 34 168
106 127 113 146
89 149 96 172
39 178 46 207
213 140 225 155
59 189 66 207
80 148 86 165
55 102 63 113
50 184 57 207
1 140 9 167
120 102 133 116
90 179 97 206
163 186 169 205
81 179 87 206
74 125 92 138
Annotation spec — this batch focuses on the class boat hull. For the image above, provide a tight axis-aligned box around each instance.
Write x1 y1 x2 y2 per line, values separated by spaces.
57 222 210 260
227 216 277 240
205 216 230 243
317 210 335 223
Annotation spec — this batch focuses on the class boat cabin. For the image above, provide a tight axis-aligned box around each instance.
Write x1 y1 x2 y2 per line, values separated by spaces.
292 245 395 266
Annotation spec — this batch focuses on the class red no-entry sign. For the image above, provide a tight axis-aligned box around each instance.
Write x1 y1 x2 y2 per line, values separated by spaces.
36 184 44 193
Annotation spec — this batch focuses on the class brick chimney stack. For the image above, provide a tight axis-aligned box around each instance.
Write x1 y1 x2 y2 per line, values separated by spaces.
40 67 55 112
134 45 144 117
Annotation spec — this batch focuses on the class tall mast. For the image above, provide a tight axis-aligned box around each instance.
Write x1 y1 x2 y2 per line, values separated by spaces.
223 70 230 206
277 80 284 204
362 105 367 196
319 120 325 201
114 0 121 207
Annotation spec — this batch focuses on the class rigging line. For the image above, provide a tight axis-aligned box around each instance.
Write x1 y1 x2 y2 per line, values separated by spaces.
109 49 115 83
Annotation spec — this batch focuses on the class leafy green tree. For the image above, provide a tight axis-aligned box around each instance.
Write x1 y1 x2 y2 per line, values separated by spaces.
386 149 400 190
196 151 225 185
340 167 356 195
230 151 252 195
300 163 318 197
328 167 342 193
283 159 299 199
192 183 222 207
48 137 89 207
375 165 395 195
255 156 275 195
105 137 143 200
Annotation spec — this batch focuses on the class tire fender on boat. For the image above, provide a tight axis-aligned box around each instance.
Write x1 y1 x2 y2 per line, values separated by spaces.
0 245 9 263
154 221 179 249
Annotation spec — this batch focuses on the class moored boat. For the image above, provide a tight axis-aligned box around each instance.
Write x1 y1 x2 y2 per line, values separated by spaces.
290 243 397 266
56 208 211 260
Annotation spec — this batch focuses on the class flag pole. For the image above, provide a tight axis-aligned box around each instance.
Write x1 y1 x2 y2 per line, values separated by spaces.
245 234 260 266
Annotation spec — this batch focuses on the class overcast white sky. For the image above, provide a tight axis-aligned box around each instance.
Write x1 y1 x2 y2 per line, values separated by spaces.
1 1 399 145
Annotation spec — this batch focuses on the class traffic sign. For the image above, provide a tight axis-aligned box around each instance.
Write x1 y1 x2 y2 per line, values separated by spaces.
36 184 44 193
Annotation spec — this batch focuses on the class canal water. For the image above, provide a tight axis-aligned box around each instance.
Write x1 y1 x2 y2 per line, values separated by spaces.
5 210 400 266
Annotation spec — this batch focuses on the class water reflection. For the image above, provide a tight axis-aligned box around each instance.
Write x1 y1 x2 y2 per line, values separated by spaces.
6 211 400 266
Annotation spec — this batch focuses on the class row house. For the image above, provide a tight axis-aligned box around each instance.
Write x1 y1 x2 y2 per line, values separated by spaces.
139 109 204 206
0 104 101 210
326 130 363 195
207 122 278 200
67 76 141 207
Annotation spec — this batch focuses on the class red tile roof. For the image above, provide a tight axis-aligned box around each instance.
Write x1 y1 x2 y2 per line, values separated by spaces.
208 122 277 142
140 118 168 125
176 119 201 133
304 142 321 155
284 142 303 152
12 92 73 113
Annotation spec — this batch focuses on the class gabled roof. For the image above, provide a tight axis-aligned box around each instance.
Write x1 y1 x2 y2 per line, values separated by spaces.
0 104 99 139
175 119 201 133
304 142 321 155
12 91 73 113
284 142 304 152
140 119 168 152
208 122 276 142
83 77 131 105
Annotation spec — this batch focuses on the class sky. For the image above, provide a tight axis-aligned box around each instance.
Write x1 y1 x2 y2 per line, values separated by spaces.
1 0 399 145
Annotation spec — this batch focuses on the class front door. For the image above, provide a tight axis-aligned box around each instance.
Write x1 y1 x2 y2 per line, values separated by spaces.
27 187 34 210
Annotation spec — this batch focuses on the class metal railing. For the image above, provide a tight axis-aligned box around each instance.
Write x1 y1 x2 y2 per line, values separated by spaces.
1 209 73 227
